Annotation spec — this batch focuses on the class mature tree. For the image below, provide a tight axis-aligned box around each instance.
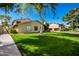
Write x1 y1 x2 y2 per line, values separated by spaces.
16 3 57 34
0 15 11 27
62 8 79 21
0 3 15 28
62 8 79 30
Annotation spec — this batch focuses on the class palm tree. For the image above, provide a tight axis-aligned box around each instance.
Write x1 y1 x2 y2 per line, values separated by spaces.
0 15 11 27
0 3 15 33
16 3 57 34
0 4 14 27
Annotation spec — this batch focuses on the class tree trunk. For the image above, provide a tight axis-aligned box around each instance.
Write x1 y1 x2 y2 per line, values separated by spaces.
39 13 44 34
4 6 8 30
72 20 74 31
40 23 43 34
2 7 7 31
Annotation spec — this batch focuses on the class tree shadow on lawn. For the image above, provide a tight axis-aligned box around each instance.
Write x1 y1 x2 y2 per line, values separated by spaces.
15 35 79 56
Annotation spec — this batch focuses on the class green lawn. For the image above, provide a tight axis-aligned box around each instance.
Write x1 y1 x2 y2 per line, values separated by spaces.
11 32 79 56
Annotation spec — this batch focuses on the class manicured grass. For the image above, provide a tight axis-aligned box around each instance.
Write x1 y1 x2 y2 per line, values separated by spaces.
11 32 79 56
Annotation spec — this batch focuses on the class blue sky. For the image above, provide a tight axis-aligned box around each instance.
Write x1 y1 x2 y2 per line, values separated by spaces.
0 3 79 25
55 3 79 24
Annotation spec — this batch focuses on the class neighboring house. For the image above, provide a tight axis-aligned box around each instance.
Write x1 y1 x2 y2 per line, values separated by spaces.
12 18 44 33
49 23 61 32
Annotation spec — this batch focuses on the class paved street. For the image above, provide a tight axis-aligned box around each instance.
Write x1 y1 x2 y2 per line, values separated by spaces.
0 28 21 56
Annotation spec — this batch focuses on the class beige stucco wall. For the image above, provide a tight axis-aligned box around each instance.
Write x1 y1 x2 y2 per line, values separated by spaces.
15 23 32 33
31 21 41 32
14 21 42 33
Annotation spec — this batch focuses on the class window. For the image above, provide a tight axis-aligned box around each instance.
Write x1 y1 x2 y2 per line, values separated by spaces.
27 26 31 31
34 26 38 31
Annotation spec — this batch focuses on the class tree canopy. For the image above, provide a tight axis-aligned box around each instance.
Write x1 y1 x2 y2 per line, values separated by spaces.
62 8 79 30
62 8 79 21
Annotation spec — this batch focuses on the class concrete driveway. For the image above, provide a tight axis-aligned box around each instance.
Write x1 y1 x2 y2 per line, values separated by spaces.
0 28 21 56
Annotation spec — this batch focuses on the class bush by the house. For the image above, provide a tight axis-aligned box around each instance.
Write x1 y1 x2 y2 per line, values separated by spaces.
8 28 17 33
44 23 49 32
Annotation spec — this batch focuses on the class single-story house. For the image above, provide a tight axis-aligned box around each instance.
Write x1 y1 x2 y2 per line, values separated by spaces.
49 23 61 32
12 18 44 33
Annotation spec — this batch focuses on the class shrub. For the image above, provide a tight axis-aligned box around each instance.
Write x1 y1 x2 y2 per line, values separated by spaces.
8 28 17 33
0 26 2 34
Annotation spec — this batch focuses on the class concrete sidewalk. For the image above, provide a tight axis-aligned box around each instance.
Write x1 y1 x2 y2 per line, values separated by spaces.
0 33 21 56
62 31 79 34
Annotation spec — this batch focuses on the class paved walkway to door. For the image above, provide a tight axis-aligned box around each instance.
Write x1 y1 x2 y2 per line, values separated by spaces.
0 28 21 56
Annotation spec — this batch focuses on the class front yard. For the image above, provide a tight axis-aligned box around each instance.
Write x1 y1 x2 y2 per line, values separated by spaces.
11 32 79 56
